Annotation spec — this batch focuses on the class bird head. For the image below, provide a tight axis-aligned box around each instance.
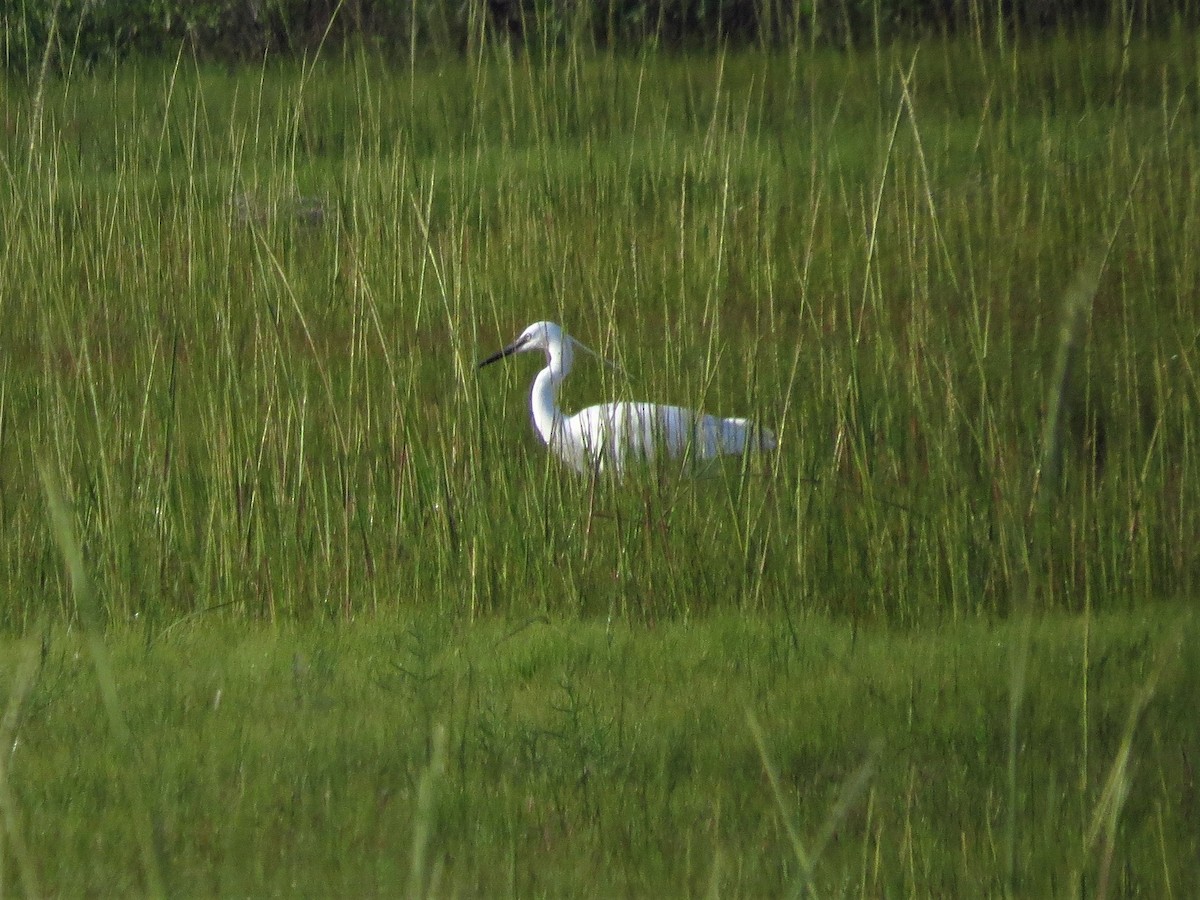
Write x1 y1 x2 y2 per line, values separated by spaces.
479 321 627 377
478 321 562 366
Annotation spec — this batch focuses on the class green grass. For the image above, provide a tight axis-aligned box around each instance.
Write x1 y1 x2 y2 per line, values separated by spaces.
4 612 1196 895
0 23 1196 895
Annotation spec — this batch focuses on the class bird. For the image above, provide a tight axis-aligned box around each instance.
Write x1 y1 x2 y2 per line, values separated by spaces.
478 321 776 477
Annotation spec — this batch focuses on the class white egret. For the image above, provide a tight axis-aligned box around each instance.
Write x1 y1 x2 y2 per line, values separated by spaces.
479 321 776 477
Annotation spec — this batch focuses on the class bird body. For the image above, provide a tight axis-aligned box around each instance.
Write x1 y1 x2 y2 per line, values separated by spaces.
480 321 775 477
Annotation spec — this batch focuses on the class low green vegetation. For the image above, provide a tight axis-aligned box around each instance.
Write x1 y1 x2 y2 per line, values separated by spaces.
0 22 1196 896
3 612 1196 895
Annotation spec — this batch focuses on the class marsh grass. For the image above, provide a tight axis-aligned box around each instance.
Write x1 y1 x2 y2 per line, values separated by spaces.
1 612 1195 894
0 21 1196 895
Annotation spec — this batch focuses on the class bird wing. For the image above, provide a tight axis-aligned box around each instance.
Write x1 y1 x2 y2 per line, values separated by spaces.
563 403 775 475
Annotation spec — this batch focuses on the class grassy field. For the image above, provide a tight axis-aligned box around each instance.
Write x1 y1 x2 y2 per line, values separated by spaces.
2 611 1196 895
0 24 1197 895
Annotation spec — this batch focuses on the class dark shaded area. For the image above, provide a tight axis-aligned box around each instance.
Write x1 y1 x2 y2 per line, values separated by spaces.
3 0 1197 72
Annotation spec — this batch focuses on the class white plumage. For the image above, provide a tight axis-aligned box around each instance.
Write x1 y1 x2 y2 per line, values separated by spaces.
479 321 776 477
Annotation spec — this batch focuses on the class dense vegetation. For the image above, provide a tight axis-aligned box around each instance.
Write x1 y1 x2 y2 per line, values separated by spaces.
3 32 1196 629
4 0 1198 71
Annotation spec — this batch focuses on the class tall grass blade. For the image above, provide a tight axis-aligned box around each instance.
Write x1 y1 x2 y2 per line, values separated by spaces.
407 724 448 900
38 463 166 898
0 639 42 898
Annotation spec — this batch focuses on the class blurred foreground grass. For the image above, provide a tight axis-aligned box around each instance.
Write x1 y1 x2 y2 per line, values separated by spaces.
2 612 1195 895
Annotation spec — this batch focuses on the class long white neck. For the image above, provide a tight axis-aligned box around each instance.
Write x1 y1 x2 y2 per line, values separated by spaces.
530 367 562 445
529 338 574 445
